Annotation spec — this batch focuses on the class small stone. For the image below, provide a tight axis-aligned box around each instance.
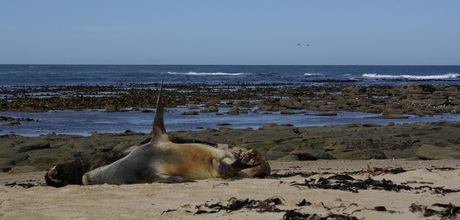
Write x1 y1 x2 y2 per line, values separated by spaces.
386 121 396 126
227 107 240 115
180 111 199 115
105 105 119 112
187 104 199 110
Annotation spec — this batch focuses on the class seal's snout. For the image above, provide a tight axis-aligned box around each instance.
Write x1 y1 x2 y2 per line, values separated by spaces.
82 173 91 185
45 165 67 187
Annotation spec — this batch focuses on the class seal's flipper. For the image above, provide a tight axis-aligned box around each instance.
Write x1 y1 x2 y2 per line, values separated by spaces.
219 158 261 179
160 176 196 184
152 81 169 142
231 159 260 171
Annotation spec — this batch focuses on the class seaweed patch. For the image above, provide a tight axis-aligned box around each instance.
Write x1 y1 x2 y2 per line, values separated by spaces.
4 181 43 188
291 174 460 194
194 197 285 214
282 211 359 220
163 197 359 219
409 203 460 219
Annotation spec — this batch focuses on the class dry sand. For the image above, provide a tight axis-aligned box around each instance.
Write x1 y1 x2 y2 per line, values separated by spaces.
1 160 459 220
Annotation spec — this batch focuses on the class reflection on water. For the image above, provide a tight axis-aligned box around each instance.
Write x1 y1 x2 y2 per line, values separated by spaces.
1 108 459 137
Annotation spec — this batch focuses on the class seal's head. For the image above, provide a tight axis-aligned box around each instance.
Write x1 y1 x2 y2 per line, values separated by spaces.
45 164 69 187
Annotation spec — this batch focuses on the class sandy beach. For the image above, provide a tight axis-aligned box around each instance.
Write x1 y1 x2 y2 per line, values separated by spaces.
1 160 459 219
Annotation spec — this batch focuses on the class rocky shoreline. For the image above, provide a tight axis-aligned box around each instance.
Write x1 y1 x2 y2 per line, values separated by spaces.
1 83 460 173
1 120 460 173
1 83 459 116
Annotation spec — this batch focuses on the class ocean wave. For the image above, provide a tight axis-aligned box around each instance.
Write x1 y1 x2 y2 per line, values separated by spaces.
304 73 323 76
363 73 460 80
167 71 247 76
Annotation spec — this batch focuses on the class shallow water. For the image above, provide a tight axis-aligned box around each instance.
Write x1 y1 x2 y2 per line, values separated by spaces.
1 108 459 137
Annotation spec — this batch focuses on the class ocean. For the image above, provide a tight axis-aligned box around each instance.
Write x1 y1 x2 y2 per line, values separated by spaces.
1 65 460 87
1 65 460 136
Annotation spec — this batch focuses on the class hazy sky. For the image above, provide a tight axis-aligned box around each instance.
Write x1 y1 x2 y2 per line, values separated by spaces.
1 1 459 65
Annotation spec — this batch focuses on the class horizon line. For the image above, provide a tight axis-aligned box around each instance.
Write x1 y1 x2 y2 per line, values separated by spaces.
1 63 460 66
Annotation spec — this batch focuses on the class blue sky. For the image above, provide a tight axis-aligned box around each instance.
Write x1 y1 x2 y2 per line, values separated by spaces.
1 1 459 65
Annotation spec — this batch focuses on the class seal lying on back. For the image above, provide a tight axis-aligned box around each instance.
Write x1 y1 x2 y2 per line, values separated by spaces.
82 83 258 185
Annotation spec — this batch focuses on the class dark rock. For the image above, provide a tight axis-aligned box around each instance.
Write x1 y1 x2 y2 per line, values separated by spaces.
187 104 199 109
258 105 277 111
17 141 50 153
350 149 387 160
307 101 327 108
280 97 304 109
323 138 373 153
0 158 15 172
205 100 220 106
265 150 290 160
262 123 279 128
242 127 301 144
266 143 334 161
218 127 232 131
141 109 153 113
208 106 219 112
227 107 240 115
276 155 300 161
233 100 250 107
3 121 21 126
104 105 119 112
362 123 381 127
291 147 335 160
27 148 74 170
366 114 409 119
323 138 386 159
239 109 249 114
280 110 296 114
8 165 41 174
386 121 396 126
307 112 337 116
416 144 460 160
180 111 199 115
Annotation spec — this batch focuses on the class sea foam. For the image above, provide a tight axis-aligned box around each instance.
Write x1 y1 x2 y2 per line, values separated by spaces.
167 71 246 76
304 73 323 76
363 73 460 80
